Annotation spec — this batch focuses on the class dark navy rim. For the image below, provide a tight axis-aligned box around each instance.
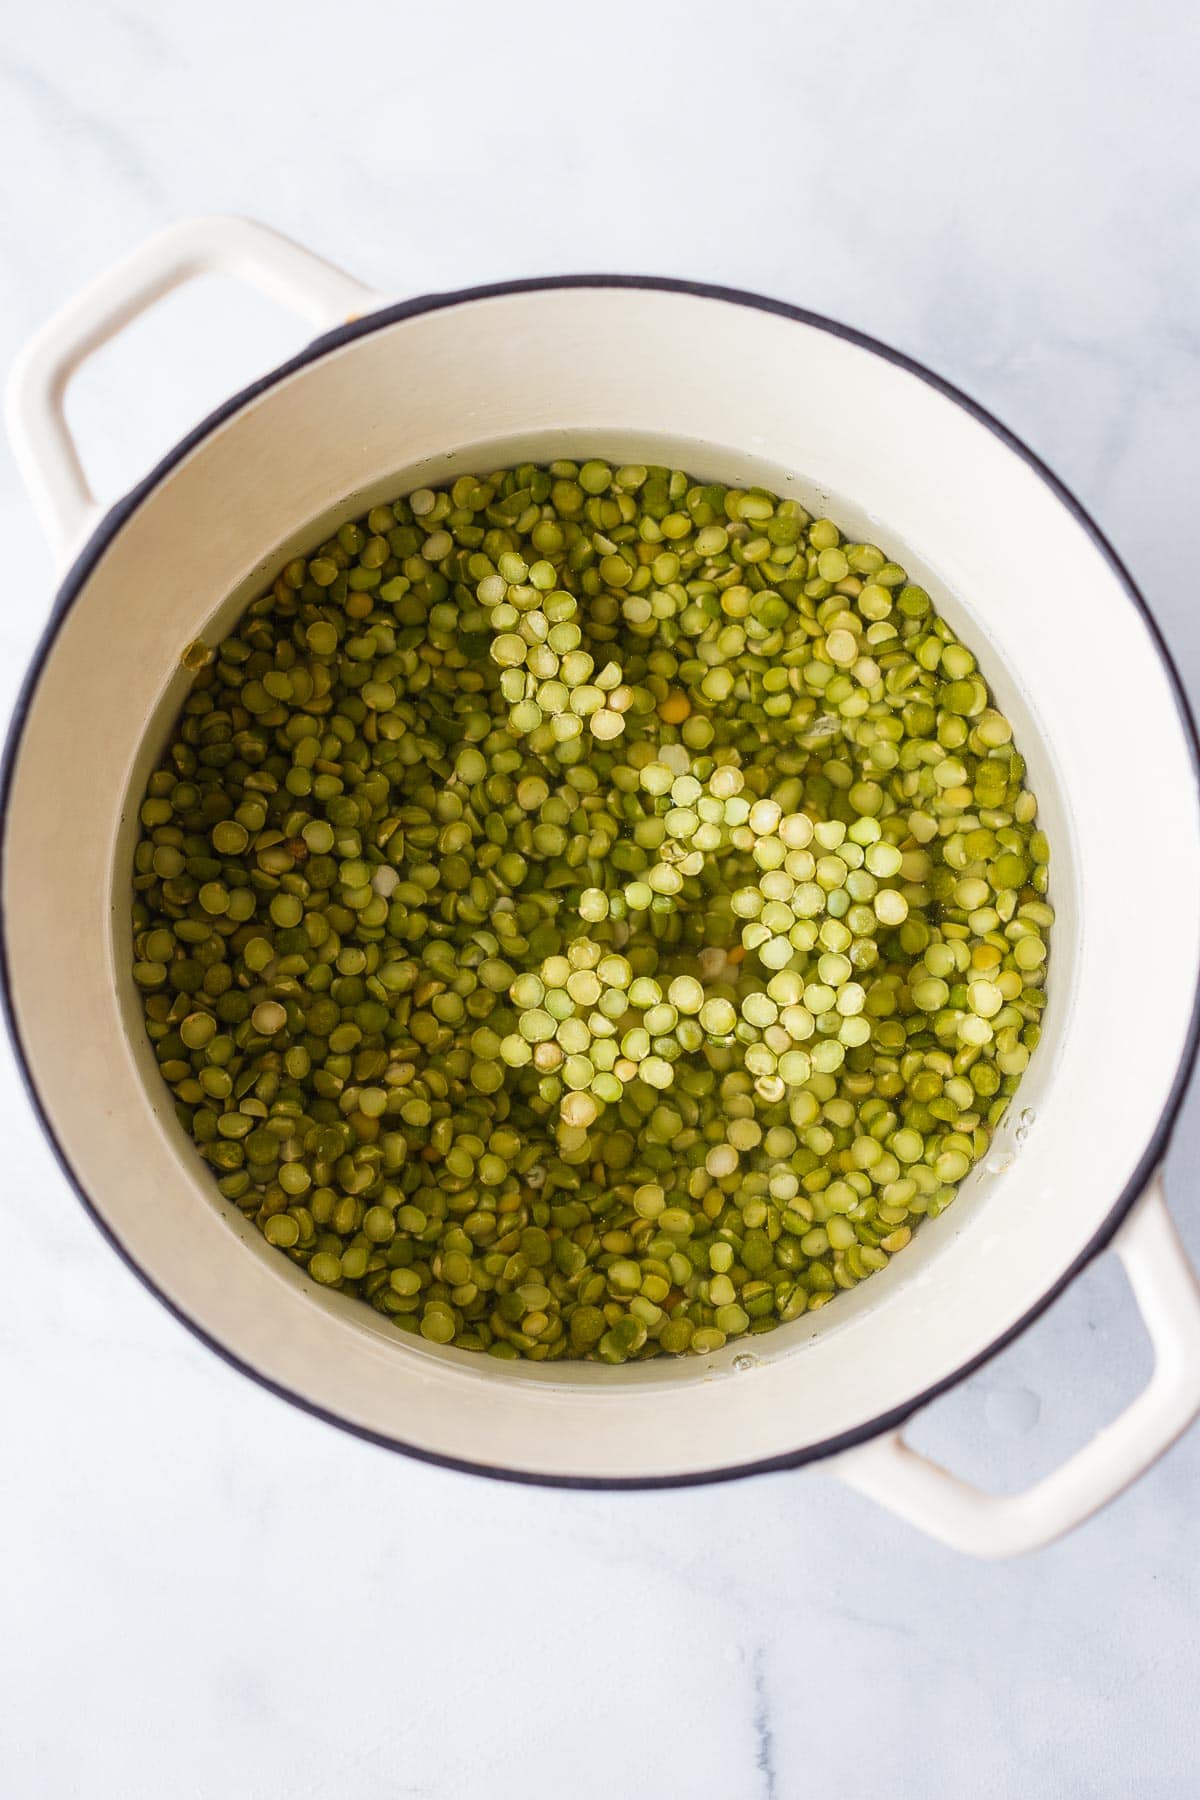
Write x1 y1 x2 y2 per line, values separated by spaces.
3 272 1198 1491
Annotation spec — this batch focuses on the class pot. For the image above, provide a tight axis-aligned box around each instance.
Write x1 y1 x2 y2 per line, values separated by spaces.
5 215 1200 1556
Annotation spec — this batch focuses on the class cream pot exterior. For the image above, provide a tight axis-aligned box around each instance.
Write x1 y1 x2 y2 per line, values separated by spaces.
5 217 1200 1557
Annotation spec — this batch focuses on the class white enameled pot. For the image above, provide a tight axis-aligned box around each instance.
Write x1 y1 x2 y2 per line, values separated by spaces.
5 216 1200 1557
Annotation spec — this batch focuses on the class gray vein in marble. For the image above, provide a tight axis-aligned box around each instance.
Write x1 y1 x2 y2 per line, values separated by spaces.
0 57 165 204
824 1604 920 1643
751 1645 778 1800
92 0 177 66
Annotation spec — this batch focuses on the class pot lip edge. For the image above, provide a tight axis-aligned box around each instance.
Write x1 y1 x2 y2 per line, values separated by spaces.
2 268 1198 1491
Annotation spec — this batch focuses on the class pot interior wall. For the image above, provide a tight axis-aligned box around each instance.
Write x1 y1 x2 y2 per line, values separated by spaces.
5 285 1197 1477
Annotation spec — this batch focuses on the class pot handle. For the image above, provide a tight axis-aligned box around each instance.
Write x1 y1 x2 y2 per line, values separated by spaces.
4 214 383 568
833 1170 1200 1556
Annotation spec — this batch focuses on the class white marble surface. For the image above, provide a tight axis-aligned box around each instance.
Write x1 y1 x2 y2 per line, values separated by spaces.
2 3 1199 1795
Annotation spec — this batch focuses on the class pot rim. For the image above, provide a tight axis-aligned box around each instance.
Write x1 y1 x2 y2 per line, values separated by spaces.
3 271 1198 1490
